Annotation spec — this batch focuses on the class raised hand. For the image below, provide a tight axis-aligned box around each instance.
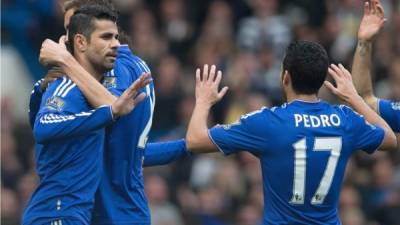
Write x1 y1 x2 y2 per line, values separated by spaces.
324 64 360 104
358 0 385 42
195 64 228 107
111 73 152 117
39 35 71 68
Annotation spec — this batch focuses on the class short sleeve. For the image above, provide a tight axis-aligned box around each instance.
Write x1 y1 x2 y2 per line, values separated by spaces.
347 108 385 154
378 99 400 132
208 108 267 156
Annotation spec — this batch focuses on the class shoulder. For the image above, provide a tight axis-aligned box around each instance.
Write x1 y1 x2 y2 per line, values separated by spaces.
333 104 361 119
45 77 78 98
114 51 151 82
238 107 274 127
378 99 400 113
42 77 83 112
116 46 151 73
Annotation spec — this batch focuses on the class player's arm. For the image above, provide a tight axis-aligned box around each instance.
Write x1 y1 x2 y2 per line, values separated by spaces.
29 79 45 128
33 81 114 144
351 0 385 110
186 65 229 153
325 64 397 151
39 37 117 107
34 106 114 144
34 78 149 144
29 70 63 128
143 139 192 167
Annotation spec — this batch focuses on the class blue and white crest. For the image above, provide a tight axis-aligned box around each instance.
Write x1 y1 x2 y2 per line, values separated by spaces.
45 96 65 111
103 77 117 89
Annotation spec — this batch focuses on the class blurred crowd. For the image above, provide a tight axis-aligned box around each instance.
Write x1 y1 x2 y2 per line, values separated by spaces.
1 0 400 224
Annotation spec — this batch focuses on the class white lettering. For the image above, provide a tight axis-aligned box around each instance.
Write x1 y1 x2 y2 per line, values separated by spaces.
294 114 340 128
330 114 341 126
310 115 321 127
294 114 303 127
321 115 331 127
303 115 310 127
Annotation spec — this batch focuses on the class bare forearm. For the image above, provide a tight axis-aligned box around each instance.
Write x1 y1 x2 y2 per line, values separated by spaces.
61 56 116 107
186 103 216 153
352 41 377 109
349 95 397 150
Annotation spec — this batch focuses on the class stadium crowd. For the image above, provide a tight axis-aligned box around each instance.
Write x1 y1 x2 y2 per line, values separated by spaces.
1 0 400 224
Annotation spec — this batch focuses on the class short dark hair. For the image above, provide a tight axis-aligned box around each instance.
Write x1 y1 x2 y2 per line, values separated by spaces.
283 41 329 95
63 0 114 12
67 4 118 53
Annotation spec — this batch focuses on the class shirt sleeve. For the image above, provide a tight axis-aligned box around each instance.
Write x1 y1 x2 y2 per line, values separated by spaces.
33 78 114 144
346 107 385 154
143 139 191 167
28 79 44 129
208 109 267 156
378 99 400 132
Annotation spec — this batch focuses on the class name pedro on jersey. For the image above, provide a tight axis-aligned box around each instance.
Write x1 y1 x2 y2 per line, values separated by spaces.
294 114 341 128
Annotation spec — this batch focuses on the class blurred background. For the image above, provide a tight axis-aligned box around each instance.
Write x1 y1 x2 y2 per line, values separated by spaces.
1 0 400 224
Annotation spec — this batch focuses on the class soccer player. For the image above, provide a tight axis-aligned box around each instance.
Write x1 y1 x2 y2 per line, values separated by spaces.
186 42 397 224
351 0 399 133
32 1 190 224
22 6 151 225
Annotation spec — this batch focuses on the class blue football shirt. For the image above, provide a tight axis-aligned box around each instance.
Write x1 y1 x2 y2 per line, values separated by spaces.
378 99 399 132
22 77 113 225
92 45 155 225
27 46 190 225
209 100 384 225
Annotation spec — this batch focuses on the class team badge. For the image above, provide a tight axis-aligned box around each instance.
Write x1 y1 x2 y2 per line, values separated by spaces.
46 96 65 111
103 77 117 89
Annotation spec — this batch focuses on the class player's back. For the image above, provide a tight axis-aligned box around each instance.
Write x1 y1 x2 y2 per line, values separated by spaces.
92 45 155 224
209 100 384 225
22 77 112 225
258 100 384 224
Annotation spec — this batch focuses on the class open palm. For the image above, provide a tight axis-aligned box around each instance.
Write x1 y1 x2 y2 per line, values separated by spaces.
358 0 385 41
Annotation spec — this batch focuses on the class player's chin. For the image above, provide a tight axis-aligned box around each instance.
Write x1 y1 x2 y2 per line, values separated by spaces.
104 60 116 70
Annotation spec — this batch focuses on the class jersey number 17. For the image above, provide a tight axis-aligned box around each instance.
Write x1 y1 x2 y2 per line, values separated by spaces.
290 137 342 205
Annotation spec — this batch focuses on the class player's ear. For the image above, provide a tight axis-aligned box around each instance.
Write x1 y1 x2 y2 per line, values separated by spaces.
283 70 290 86
74 34 88 52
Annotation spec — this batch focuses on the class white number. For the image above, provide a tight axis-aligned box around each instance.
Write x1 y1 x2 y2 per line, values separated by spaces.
138 85 155 149
290 137 342 205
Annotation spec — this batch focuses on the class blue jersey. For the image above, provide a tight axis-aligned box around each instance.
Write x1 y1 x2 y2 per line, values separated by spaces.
27 46 191 224
92 45 155 224
208 100 384 225
378 99 400 132
28 80 190 168
22 77 114 225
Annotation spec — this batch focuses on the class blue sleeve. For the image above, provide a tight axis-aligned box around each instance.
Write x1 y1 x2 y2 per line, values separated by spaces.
208 109 267 156
28 79 44 128
345 107 385 154
378 99 400 132
34 79 114 144
143 139 191 167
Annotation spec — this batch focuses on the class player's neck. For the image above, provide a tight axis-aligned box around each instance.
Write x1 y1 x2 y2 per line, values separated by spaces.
286 93 319 103
75 55 103 81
